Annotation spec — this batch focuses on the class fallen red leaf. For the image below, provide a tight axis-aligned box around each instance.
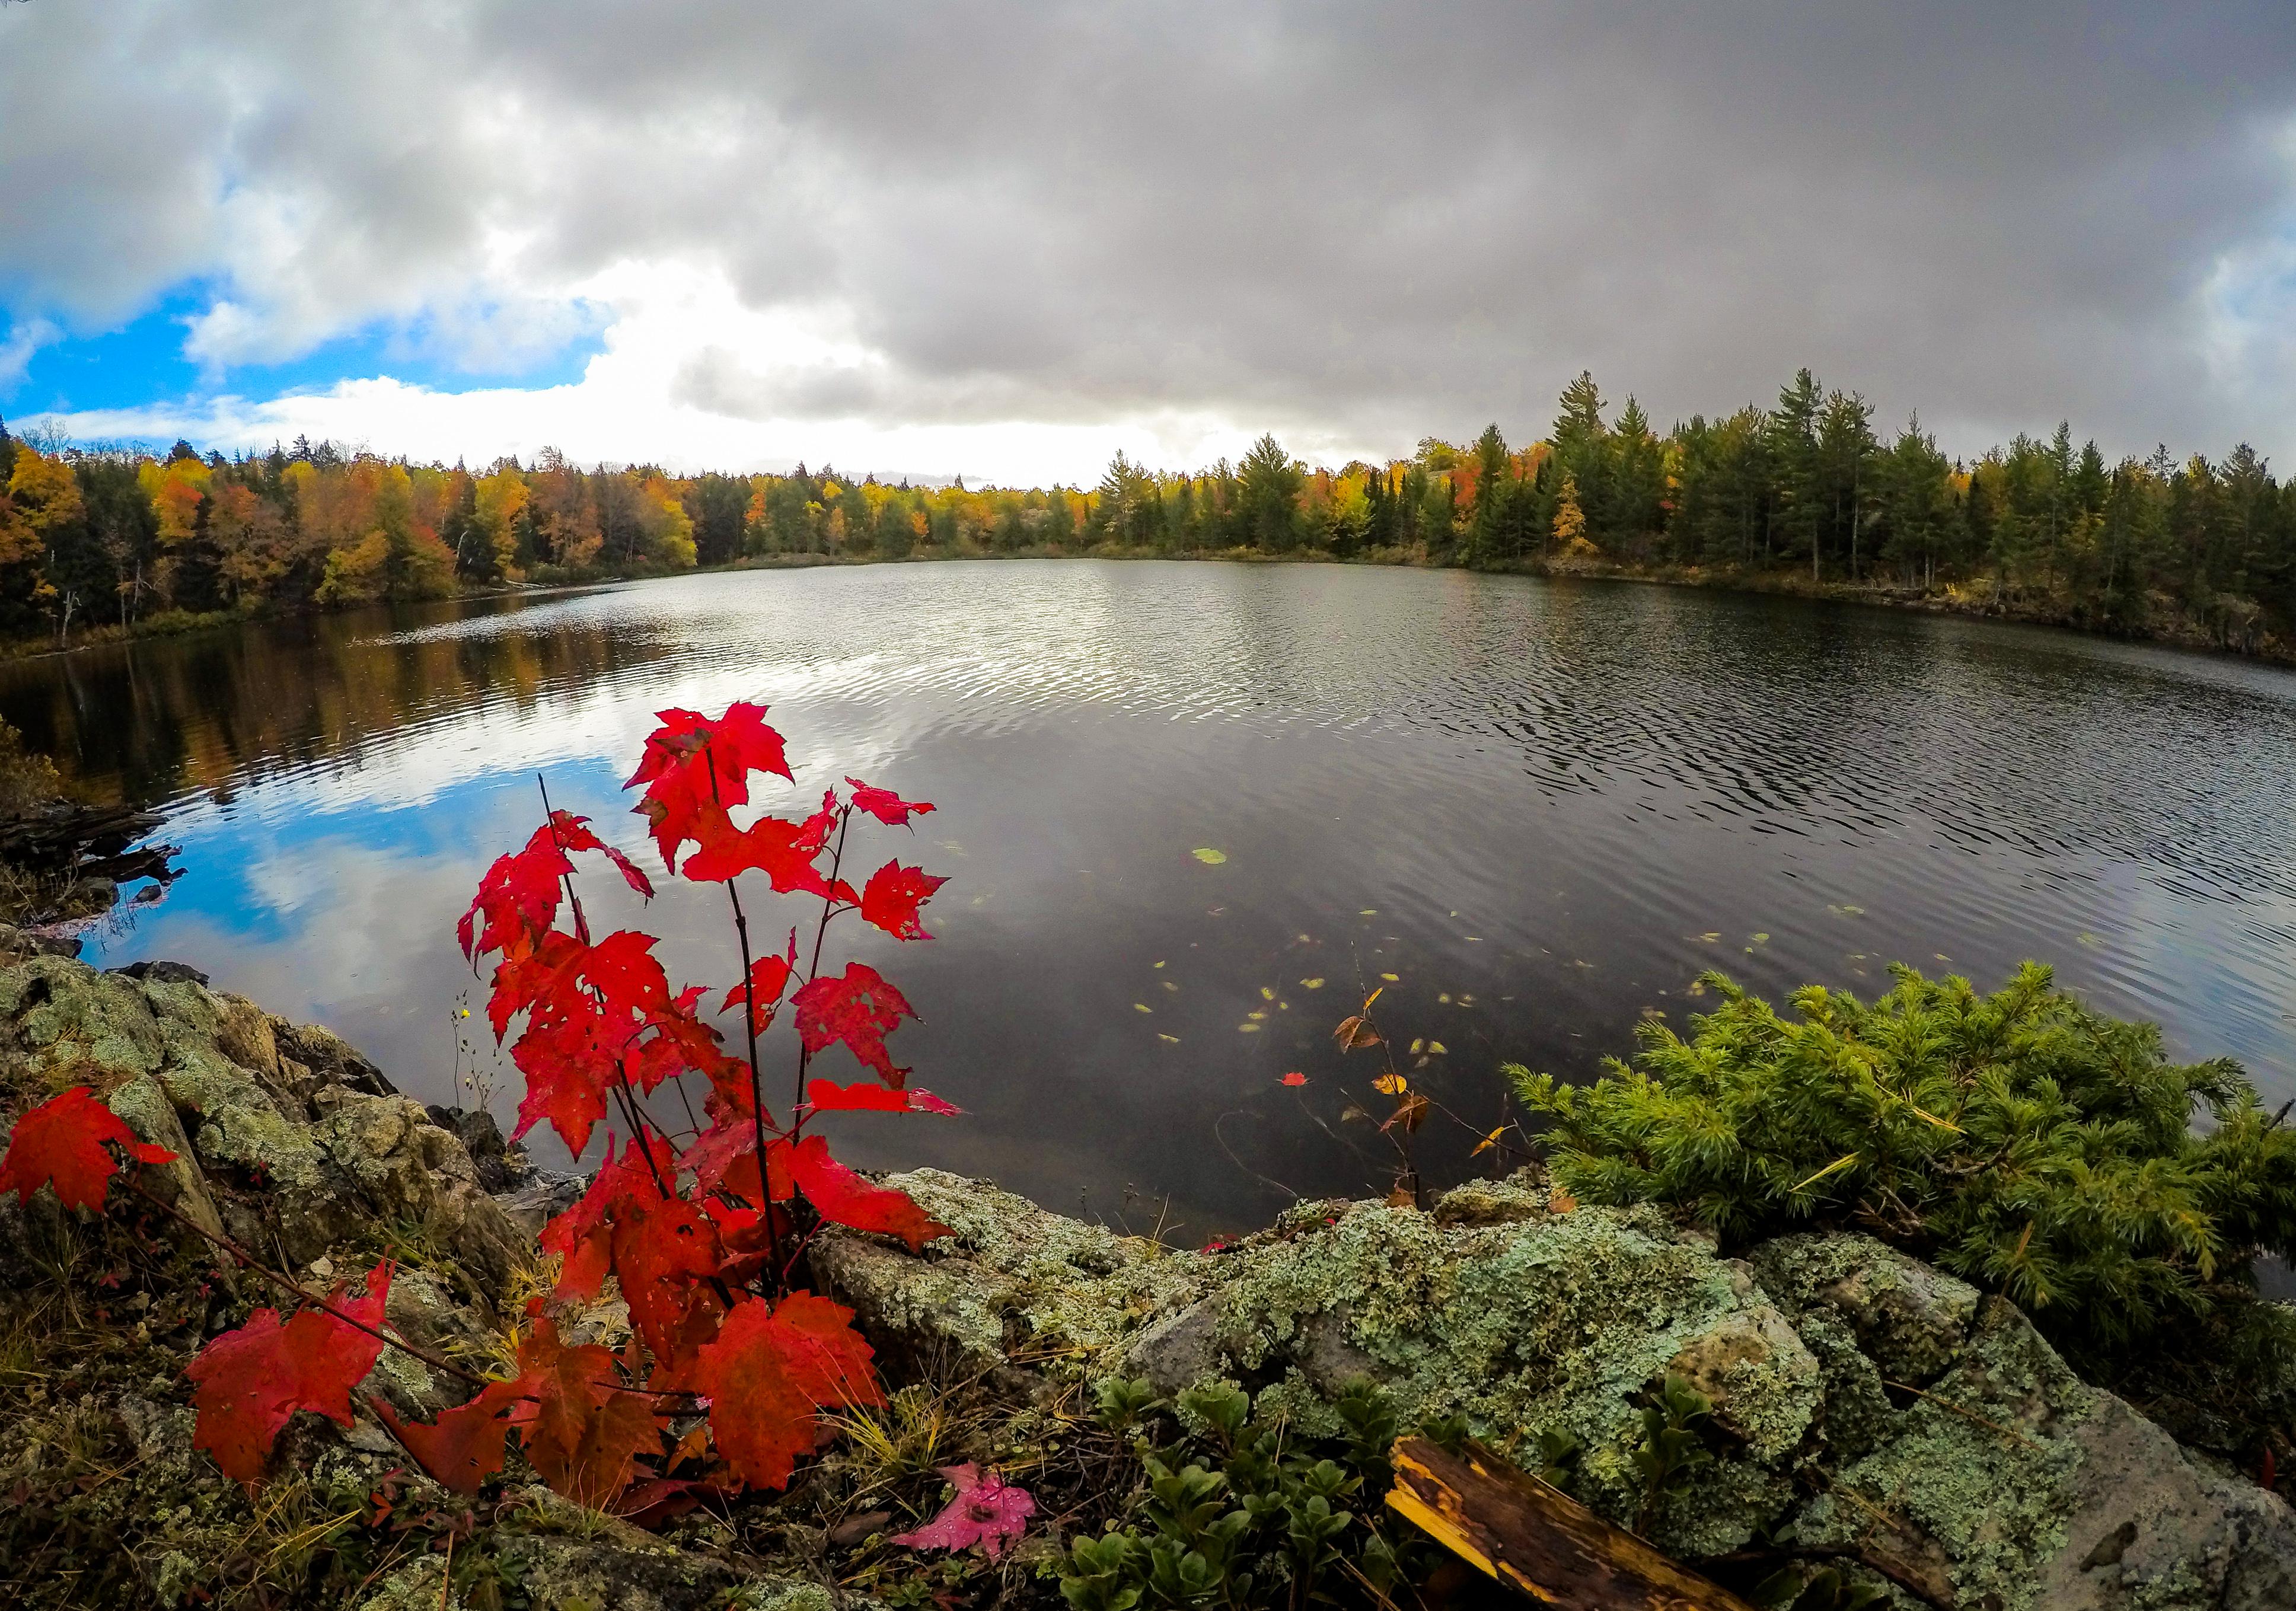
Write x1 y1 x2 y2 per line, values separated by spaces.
187 1263 395 1486
0 1086 177 1213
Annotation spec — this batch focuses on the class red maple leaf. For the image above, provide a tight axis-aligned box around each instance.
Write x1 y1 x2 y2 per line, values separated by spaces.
681 803 850 902
610 1192 726 1360
186 1263 395 1485
541 1137 670 1301
372 1375 534 1495
516 1316 664 1509
785 1134 950 1252
806 1079 961 1116
793 962 917 1086
721 931 799 1036
627 703 795 870
499 930 678 1154
846 777 935 827
858 860 947 942
0 1086 178 1212
458 811 650 962
696 1293 882 1490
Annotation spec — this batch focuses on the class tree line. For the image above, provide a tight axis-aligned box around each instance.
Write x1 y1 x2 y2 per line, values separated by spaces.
3 366 2292 653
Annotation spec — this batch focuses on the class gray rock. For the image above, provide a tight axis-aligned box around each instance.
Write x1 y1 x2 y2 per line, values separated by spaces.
110 958 209 987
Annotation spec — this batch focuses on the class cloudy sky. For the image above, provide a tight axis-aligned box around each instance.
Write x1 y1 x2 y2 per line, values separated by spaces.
4 1 2295 484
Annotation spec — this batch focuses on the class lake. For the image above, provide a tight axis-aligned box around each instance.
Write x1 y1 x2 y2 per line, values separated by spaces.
7 559 2296 1242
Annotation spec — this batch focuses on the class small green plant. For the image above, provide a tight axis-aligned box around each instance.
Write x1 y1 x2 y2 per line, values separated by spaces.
1506 963 2296 1438
1060 1379 1434 1611
1630 1373 1714 1531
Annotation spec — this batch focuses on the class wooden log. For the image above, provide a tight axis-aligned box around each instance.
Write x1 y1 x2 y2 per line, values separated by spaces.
1386 1436 1762 1611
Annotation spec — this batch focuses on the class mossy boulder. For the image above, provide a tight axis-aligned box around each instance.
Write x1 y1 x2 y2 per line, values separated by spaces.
819 1170 2296 1603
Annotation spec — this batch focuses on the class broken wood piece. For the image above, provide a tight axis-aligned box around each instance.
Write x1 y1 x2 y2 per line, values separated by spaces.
1386 1435 1762 1610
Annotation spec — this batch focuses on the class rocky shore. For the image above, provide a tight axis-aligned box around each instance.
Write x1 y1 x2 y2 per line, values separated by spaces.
4 939 2294 1609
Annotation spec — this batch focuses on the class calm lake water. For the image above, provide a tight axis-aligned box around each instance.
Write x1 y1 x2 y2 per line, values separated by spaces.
8 560 2296 1240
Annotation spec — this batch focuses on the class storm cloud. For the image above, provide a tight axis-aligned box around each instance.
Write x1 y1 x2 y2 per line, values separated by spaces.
4 1 2295 475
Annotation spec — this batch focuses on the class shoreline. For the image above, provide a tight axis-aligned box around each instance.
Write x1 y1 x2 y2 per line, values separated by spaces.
2 543 2286 672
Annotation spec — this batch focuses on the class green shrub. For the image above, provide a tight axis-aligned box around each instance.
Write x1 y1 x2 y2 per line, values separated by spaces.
1506 964 2296 1391
1061 1380 1427 1611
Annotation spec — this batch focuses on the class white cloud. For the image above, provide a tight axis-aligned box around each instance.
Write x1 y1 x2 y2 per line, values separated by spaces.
47 262 1354 481
0 316 59 390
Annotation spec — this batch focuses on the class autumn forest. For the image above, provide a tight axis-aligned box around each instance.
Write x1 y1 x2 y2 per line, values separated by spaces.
4 366 2294 655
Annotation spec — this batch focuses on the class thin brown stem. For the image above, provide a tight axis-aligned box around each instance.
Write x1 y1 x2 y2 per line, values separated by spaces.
701 746 785 1288
535 775 672 1200
792 806 853 1127
126 1179 488 1388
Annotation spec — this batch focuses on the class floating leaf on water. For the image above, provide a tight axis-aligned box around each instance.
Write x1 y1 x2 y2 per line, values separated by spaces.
1192 847 1227 864
1437 992 1452 1004
1408 1038 1424 1055
1695 931 1721 943
1133 1003 1153 1014
1300 977 1325 990
1281 1071 1308 1087
1750 932 1770 944
1153 960 1166 968
2077 931 2102 948
1248 1010 1268 1021
1162 980 1179 992
1359 909 1377 916
1373 1071 1408 1096
1464 936 1482 942
1380 972 1399 982
1334 1015 1382 1050
1296 933 1312 943
1259 986 1275 1001
1157 1033 1179 1044
1340 1103 1370 1122
1427 1041 1447 1055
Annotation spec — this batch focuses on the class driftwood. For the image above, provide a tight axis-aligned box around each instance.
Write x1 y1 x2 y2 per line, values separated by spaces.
1386 1436 1762 1611
0 799 164 866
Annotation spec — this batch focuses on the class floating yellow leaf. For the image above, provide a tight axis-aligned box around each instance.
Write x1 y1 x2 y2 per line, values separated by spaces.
1238 1023 1262 1033
1192 848 1227 864
1157 1033 1179 1044
1153 960 1166 969
1133 1003 1153 1014
1259 986 1275 1001
1408 1037 1424 1055
1380 972 1400 982
1427 1041 1447 1055
1248 1010 1267 1020
1162 980 1179 993
1359 909 1377 916
1373 1071 1408 1096
1301 978 1325 990
1437 992 1452 1004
